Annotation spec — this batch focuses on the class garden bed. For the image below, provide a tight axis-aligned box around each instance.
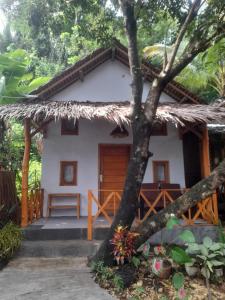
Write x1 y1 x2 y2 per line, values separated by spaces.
101 262 225 300
92 219 225 300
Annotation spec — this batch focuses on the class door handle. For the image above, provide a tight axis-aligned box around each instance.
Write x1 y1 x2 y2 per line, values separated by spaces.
99 174 103 182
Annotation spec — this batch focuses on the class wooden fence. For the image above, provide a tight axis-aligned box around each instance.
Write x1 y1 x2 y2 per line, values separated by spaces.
87 189 218 240
0 170 20 226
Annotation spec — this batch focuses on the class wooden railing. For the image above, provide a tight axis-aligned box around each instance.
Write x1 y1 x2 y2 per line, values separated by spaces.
87 189 218 240
139 189 218 225
28 188 44 224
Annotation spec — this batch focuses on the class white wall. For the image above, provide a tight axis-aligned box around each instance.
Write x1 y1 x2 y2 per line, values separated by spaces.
50 60 175 104
42 58 183 217
41 119 185 217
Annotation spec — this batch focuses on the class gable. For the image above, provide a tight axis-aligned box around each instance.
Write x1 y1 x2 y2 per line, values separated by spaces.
31 42 200 104
50 60 175 103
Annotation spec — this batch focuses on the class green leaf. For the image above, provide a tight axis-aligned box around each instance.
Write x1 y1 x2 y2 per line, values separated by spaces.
132 256 141 268
208 253 218 258
210 243 222 251
200 245 208 256
206 261 213 272
211 260 224 267
28 77 51 90
201 267 210 279
166 216 179 230
170 246 191 264
20 73 33 81
185 258 196 267
172 272 184 290
186 243 200 254
179 230 196 243
203 237 213 248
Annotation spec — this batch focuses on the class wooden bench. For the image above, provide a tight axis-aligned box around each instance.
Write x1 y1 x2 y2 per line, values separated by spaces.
47 193 80 219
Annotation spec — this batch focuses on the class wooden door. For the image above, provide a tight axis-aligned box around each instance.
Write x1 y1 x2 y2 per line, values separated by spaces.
99 145 130 212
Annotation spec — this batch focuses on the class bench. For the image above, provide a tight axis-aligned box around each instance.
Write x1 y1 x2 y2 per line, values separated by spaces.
47 193 80 219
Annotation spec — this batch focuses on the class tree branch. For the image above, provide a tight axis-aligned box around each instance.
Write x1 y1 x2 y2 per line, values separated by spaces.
165 0 202 75
119 0 143 117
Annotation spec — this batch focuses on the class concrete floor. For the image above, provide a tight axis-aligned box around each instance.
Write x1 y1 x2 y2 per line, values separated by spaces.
32 216 109 229
0 257 115 300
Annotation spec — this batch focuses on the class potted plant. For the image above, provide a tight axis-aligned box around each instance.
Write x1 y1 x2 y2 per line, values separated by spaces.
110 225 139 265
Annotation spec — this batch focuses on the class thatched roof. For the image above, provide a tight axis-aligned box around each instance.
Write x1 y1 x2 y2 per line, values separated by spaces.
1 101 225 126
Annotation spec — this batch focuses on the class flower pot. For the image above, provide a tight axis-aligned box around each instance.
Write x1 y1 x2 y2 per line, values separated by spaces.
152 258 172 279
185 265 199 277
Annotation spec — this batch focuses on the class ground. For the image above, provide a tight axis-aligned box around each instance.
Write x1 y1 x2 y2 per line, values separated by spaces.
0 257 115 300
101 261 225 300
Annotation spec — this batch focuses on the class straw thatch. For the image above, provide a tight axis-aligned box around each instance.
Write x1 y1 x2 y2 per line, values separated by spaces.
0 100 225 126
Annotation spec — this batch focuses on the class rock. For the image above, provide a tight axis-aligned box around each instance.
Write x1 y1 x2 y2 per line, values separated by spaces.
136 280 143 287
158 288 163 293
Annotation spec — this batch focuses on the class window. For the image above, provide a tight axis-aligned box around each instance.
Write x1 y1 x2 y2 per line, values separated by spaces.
60 161 77 186
153 161 169 183
61 119 79 135
152 123 167 136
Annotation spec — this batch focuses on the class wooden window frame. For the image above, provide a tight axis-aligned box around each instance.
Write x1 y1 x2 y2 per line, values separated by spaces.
151 123 167 136
61 119 79 135
152 160 170 183
60 161 77 186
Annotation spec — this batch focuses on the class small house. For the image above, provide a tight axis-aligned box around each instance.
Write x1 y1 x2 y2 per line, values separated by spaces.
0 41 222 239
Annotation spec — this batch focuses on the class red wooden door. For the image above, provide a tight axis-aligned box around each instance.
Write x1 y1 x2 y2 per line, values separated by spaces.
99 145 130 212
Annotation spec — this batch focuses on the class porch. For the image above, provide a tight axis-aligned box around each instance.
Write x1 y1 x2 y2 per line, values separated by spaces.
26 185 218 241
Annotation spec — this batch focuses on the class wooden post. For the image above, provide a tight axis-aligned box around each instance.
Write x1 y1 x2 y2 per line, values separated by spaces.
21 118 31 227
201 126 210 177
201 126 218 224
87 190 93 240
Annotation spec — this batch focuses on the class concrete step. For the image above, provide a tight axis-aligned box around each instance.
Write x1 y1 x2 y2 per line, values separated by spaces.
23 226 110 241
17 240 102 258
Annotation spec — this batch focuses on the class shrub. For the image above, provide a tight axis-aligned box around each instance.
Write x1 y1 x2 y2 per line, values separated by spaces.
0 222 22 260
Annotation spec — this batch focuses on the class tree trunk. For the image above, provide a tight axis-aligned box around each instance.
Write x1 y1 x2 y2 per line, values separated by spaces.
92 115 153 264
134 158 225 248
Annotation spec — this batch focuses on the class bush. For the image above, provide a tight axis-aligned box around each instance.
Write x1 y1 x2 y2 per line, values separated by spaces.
0 222 22 261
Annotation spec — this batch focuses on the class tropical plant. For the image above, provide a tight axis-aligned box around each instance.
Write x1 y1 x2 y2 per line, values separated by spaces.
172 272 189 300
185 236 225 278
167 216 225 300
0 49 50 104
110 225 139 265
0 222 22 261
